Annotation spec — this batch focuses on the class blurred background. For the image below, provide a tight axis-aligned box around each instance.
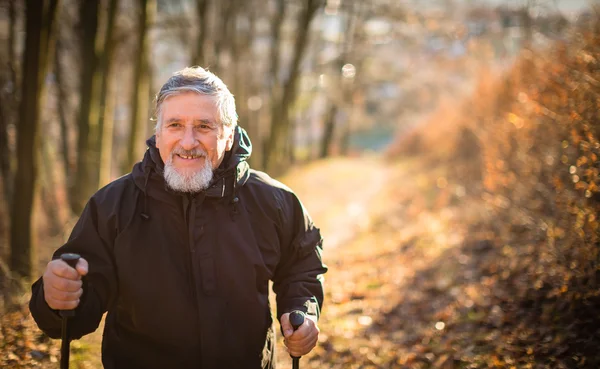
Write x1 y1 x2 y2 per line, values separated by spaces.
1 0 599 368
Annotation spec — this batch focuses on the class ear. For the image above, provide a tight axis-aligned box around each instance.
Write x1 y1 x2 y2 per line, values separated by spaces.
224 126 235 151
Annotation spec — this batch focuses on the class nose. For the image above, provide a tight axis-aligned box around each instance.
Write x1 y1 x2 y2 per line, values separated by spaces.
180 125 198 149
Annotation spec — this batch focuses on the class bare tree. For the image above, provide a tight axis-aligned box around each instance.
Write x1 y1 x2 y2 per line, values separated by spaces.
264 0 322 172
518 0 562 47
191 0 210 66
97 0 120 188
125 0 156 173
11 0 60 279
73 0 100 214
320 0 361 158
54 36 73 195
0 0 19 205
212 0 237 76
269 0 286 94
231 0 257 149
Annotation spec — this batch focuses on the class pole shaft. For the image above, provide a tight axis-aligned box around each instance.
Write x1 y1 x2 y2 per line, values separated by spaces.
60 316 70 369
59 253 80 369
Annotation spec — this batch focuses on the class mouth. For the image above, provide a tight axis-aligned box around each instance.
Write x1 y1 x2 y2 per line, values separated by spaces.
176 154 203 160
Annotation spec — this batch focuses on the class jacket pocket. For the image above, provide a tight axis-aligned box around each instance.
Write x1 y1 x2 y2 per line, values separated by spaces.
291 226 322 257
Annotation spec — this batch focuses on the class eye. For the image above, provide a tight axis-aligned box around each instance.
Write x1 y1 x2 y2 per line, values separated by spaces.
167 122 182 128
196 123 213 130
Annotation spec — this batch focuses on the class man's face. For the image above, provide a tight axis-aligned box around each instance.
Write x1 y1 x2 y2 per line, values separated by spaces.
156 93 234 190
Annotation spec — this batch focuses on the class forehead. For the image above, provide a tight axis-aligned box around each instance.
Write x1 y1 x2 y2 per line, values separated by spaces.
161 92 218 121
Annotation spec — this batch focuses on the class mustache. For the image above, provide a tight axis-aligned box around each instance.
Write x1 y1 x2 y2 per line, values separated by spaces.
170 147 207 158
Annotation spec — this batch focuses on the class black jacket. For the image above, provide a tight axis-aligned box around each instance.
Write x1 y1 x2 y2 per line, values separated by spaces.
30 127 327 369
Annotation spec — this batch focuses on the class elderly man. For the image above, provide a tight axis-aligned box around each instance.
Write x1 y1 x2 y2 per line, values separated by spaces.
29 67 327 369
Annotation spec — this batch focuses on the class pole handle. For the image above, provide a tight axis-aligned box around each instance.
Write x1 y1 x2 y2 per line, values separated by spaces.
290 310 305 331
289 310 305 363
59 253 81 318
59 253 80 369
60 253 80 269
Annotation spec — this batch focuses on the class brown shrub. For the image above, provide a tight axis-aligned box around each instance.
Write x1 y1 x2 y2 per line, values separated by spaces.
388 21 600 366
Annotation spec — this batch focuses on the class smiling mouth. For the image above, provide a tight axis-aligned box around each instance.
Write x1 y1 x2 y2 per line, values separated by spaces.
176 154 203 160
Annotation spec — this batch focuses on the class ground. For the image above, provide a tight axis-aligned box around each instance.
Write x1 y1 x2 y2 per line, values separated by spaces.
3 154 403 368
3 153 593 368
275 155 491 369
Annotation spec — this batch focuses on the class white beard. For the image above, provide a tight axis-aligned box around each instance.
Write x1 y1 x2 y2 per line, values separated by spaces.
163 149 213 193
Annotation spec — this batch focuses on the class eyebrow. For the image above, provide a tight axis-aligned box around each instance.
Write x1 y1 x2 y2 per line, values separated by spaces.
165 118 216 125
193 119 216 126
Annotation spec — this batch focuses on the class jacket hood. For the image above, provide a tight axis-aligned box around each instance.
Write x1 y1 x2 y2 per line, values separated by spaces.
132 126 252 208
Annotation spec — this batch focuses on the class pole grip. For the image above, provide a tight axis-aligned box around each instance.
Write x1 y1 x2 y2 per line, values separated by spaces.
60 253 80 269
59 253 81 318
290 310 305 331
289 310 305 365
59 253 80 369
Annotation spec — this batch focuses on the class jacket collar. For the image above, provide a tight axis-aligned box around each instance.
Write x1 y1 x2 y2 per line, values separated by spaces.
132 126 252 202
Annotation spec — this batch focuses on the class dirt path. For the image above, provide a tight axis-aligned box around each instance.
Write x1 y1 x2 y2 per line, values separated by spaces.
280 155 393 251
273 155 409 368
276 155 491 369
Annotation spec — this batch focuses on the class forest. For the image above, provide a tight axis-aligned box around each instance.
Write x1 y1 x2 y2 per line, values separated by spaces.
1 0 599 368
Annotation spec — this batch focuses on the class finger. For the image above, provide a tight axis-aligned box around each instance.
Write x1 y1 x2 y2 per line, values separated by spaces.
280 313 294 338
288 329 318 349
288 337 318 357
286 321 319 355
288 319 319 342
46 295 80 310
51 260 81 280
76 258 89 276
48 277 83 292
45 285 83 301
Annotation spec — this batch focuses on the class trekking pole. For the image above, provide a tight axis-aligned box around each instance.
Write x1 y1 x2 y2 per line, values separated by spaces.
59 253 81 369
289 310 305 369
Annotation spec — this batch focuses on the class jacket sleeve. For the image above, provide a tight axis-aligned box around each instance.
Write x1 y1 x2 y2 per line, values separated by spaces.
272 190 327 323
29 194 119 340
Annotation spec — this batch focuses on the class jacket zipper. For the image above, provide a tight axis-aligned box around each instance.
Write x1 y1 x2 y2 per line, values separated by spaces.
185 196 202 357
186 196 198 296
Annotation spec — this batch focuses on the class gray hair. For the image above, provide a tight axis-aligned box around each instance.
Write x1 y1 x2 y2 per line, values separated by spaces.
154 66 238 133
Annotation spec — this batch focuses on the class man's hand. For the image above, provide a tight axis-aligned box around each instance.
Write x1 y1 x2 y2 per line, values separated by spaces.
280 313 320 357
43 257 88 310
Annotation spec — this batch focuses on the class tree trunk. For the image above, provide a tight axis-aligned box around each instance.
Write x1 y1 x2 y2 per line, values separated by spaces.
261 0 286 170
323 0 360 158
8 0 18 90
234 1 261 168
99 75 116 187
210 0 235 77
339 117 351 155
0 98 11 204
73 0 100 214
264 0 321 172
11 0 60 280
230 0 244 121
97 0 119 188
320 103 337 158
269 0 286 91
125 0 155 172
520 6 533 48
0 98 11 207
39 132 64 234
288 117 296 164
191 0 209 66
1 0 18 204
54 37 74 206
